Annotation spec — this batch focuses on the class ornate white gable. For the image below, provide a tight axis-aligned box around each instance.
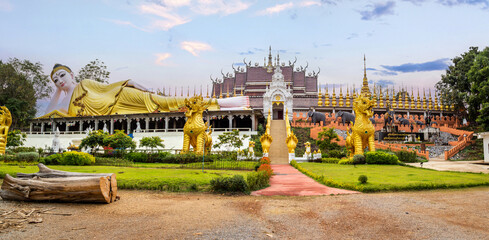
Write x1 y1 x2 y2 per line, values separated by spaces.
263 66 293 119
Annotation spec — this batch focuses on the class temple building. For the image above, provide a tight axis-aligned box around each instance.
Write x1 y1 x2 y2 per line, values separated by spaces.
211 47 319 112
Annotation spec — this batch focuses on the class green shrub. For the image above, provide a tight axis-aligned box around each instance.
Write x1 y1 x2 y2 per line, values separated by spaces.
125 152 149 163
59 152 95 166
358 175 368 184
396 150 418 163
365 151 399 165
40 153 62 165
151 151 171 162
321 158 341 164
210 175 248 193
328 149 347 159
11 146 36 153
94 157 133 166
15 152 39 162
353 154 366 165
247 171 270 191
338 158 354 165
1 154 17 162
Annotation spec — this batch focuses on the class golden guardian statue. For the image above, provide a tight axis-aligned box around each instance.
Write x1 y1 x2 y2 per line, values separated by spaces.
0 106 12 155
345 94 376 157
181 96 212 155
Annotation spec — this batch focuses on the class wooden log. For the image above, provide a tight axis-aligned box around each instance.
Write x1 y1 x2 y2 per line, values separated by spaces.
0 164 117 203
0 174 111 203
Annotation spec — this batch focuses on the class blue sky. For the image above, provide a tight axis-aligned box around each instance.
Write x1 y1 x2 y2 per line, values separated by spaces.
1 0 489 99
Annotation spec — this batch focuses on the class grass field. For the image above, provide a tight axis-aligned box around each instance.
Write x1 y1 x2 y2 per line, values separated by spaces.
0 165 250 192
295 162 489 192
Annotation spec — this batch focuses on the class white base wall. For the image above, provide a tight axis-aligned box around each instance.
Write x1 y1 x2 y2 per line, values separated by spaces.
24 131 257 152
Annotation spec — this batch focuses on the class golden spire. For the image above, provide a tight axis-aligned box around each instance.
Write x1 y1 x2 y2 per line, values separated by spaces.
266 46 273 73
219 84 223 99
379 86 384 108
398 86 403 109
383 86 387 108
339 86 344 107
240 85 244 96
361 55 370 97
434 90 439 110
187 86 190 97
181 86 184 97
162 86 166 96
317 83 323 106
352 84 357 98
332 85 337 107
410 87 415 109
428 89 433 110
325 84 330 106
206 85 210 98
416 88 421 109
422 88 427 110
212 85 216 99
174 86 177 96
346 85 351 107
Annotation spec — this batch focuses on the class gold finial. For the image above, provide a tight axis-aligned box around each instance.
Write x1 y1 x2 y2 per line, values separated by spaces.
226 83 230 98
434 90 439 110
212 85 216 99
318 83 323 106
219 84 223 99
206 85 209 98
361 55 370 97
332 84 337 107
410 87 415 109
416 88 421 109
379 85 384 108
240 85 244 96
339 86 344 107
422 88 427 110
187 86 190 97
346 85 351 107
181 86 183 97
324 84 330 106
392 87 397 109
428 89 433 110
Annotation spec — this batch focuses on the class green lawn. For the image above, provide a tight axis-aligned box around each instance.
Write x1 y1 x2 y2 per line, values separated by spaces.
132 161 257 170
0 165 250 192
295 162 489 192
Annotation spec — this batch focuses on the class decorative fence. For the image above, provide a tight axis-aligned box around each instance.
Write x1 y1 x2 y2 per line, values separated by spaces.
375 142 429 159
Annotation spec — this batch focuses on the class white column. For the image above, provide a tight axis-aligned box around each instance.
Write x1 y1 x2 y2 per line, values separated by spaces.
251 113 256 131
110 118 114 134
127 118 131 134
79 120 83 132
95 120 99 130
164 117 169 132
40 122 44 133
145 117 149 131
228 115 233 129
29 122 33 134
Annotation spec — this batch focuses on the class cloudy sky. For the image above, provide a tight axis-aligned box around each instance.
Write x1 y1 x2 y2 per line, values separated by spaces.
1 0 488 99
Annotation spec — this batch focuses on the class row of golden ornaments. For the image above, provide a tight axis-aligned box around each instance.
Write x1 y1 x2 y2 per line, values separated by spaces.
156 85 245 99
317 86 454 111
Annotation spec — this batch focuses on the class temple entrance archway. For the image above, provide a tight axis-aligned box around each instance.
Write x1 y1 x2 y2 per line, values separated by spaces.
273 102 284 120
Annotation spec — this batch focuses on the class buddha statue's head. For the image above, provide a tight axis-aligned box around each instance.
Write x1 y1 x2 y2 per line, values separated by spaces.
51 63 76 92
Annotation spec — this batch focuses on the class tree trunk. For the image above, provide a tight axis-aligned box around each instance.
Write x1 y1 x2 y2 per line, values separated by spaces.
0 164 117 203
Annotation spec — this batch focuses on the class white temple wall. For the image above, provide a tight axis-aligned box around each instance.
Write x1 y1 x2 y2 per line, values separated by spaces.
23 131 256 153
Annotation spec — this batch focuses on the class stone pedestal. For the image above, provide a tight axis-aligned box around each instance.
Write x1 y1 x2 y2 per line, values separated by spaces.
288 153 295 163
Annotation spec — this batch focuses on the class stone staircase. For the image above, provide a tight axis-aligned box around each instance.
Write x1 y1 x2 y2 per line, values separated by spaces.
268 120 289 164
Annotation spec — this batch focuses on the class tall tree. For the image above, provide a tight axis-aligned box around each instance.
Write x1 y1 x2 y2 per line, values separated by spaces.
0 61 37 128
468 47 489 130
8 58 52 100
436 47 480 121
76 59 110 83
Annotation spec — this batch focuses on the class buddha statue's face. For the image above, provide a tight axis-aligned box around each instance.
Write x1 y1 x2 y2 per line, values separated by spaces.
52 69 76 92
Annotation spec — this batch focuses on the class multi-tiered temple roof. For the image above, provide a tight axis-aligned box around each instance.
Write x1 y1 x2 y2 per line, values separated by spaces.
211 47 319 110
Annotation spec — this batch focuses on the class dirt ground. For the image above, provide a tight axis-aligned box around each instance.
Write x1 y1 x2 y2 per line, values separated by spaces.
1 187 489 240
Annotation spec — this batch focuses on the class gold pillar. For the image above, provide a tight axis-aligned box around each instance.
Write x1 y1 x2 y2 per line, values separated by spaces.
410 87 415 109
416 88 421 109
332 86 337 107
428 89 433 110
379 86 384 108
422 88 427 110
324 85 330 106
317 85 323 106
346 86 351 107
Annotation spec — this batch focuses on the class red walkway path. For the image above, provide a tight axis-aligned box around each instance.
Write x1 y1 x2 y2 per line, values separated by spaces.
251 165 359 196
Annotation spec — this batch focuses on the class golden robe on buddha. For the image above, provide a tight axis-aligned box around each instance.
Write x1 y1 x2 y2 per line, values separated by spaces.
69 79 186 116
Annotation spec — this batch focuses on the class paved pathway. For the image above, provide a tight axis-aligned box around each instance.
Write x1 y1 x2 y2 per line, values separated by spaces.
251 165 359 196
406 158 489 173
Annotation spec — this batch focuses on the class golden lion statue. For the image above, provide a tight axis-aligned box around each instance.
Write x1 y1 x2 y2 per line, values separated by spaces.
346 94 376 157
0 106 12 155
181 96 212 155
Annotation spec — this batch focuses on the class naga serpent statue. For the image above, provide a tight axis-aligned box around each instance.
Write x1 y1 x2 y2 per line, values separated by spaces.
181 96 212 155
345 94 376 157
0 106 12 155
285 109 298 153
260 110 273 155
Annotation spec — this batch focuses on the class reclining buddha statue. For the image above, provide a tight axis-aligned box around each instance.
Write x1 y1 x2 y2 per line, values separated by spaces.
42 64 249 118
